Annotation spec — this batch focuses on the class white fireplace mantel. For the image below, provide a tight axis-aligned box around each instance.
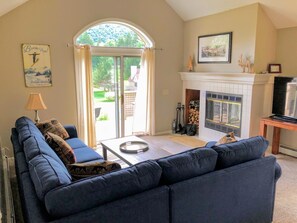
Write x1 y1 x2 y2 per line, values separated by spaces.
180 72 274 85
180 71 275 141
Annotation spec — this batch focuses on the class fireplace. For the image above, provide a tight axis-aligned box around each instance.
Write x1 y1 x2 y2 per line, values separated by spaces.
205 91 242 136
180 72 273 141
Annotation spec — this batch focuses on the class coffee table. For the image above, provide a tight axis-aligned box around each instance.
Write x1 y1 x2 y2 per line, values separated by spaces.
101 136 172 166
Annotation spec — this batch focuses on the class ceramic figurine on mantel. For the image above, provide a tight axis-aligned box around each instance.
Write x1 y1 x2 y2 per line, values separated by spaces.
187 56 194 72
238 54 254 73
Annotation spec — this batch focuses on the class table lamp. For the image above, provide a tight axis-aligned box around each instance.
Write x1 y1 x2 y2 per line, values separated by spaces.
25 93 47 123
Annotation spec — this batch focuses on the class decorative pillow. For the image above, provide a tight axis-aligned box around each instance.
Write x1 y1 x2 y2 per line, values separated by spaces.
67 161 121 179
45 132 76 165
215 132 237 145
36 119 69 139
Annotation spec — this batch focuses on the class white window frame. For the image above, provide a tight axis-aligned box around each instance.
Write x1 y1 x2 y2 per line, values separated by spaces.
73 18 155 138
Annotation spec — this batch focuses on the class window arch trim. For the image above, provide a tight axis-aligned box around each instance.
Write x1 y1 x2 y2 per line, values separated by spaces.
73 18 155 48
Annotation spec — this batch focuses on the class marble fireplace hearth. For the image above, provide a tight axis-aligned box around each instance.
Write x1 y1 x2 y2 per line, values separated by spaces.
180 72 274 142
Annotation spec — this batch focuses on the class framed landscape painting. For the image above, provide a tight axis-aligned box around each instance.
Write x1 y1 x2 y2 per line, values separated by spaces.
22 44 52 87
198 32 232 63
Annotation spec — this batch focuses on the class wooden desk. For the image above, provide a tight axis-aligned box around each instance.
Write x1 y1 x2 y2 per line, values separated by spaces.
259 117 297 154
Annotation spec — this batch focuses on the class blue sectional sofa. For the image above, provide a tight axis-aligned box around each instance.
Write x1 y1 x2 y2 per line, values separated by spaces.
11 116 281 223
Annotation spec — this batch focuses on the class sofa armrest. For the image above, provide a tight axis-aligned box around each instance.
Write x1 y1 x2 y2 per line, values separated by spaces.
275 162 282 181
64 125 78 138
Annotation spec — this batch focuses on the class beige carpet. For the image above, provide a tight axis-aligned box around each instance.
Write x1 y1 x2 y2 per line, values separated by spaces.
272 153 297 223
167 134 206 148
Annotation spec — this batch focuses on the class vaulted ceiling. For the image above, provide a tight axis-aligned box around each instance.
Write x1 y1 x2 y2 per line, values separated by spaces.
1 0 297 29
165 0 297 29
0 0 28 17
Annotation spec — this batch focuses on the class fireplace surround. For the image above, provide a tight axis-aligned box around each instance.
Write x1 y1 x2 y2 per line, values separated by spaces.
180 72 274 141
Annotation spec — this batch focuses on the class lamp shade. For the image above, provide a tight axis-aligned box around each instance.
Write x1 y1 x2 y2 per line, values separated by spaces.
26 93 47 110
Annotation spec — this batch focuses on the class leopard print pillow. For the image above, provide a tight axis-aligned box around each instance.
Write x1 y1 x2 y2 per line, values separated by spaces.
215 132 237 145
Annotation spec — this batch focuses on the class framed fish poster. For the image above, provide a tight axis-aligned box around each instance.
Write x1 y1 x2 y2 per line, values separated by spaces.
22 44 52 87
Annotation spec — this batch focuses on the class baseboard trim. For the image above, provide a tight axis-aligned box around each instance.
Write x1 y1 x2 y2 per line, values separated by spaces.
279 145 297 158
154 130 172 135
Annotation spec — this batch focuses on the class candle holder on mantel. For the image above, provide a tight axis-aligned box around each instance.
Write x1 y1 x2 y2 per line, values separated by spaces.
238 54 254 73
187 56 194 72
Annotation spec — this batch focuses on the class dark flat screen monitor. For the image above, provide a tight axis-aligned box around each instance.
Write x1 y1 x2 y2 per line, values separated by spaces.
272 76 297 122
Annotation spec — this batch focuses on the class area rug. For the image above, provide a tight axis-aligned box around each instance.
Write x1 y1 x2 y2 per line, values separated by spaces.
167 135 206 148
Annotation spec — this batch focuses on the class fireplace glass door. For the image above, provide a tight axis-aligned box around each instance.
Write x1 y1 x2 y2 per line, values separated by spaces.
205 92 242 136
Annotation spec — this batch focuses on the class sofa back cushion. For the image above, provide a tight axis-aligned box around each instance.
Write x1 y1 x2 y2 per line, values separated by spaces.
212 136 269 169
45 160 162 218
29 155 72 201
15 116 44 145
157 148 218 184
23 136 66 167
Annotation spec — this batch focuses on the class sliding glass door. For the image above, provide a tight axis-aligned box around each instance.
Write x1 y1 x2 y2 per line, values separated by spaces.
92 55 141 141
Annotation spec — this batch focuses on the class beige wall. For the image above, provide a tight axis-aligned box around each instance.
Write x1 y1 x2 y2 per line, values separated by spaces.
183 3 278 74
254 5 277 73
277 27 297 76
0 0 184 148
275 26 297 149
184 4 258 73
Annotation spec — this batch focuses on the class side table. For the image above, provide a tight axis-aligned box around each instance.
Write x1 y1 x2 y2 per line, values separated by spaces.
259 117 297 154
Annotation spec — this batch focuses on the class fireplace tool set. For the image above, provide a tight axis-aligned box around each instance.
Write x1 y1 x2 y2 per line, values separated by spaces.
173 102 185 133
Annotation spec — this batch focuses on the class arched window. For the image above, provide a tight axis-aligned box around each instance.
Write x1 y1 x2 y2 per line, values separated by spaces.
74 20 155 145
77 23 145 48
76 21 153 48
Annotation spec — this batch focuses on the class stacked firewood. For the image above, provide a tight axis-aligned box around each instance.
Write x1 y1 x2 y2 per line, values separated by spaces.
188 108 199 125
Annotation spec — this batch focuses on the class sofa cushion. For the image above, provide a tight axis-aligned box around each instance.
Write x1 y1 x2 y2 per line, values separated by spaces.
212 136 269 169
23 136 65 168
45 132 76 165
157 148 218 184
67 161 121 179
28 155 72 201
65 138 88 149
73 146 103 163
15 116 44 145
45 160 162 218
36 118 69 139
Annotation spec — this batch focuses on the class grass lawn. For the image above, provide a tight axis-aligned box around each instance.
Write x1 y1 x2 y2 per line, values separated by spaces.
94 91 115 102
94 91 105 99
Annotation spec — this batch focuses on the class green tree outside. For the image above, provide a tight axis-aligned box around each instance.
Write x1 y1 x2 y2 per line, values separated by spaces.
76 23 145 93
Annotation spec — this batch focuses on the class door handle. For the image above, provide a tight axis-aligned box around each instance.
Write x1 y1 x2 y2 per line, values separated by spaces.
121 94 124 105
